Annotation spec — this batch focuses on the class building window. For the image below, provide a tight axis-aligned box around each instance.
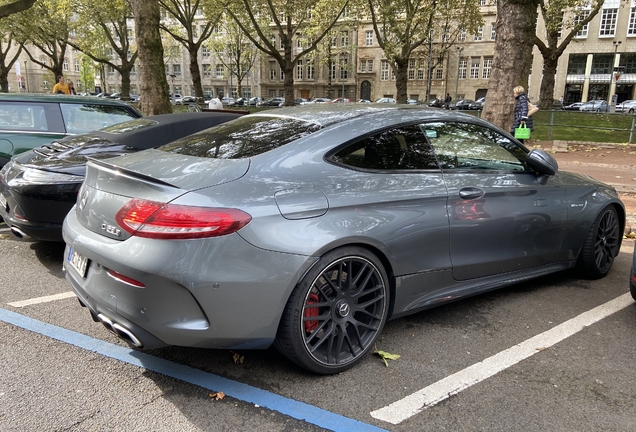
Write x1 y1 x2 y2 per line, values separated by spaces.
459 59 467 79
330 62 336 80
591 54 613 74
174 86 182 95
306 60 314 80
202 47 210 57
279 36 285 50
417 59 425 80
331 37 337 48
567 53 587 75
628 5 636 36
296 60 303 80
360 59 366 72
458 29 466 42
599 8 618 37
203 64 212 77
408 59 416 80
575 9 591 38
381 60 389 81
173 64 181 76
243 87 251 98
474 27 483 41
63 58 69 71
130 65 136 76
216 64 224 78
340 58 348 80
109 65 115 76
365 30 373 46
482 57 493 79
435 68 443 80
491 22 496 40
470 58 480 79
341 31 348 46
280 69 285 80
230 87 237 98
74 59 80 72
40 56 46 69
204 87 212 97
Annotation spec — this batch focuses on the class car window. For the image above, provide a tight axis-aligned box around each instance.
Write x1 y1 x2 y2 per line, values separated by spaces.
159 115 321 158
0 102 61 132
329 124 439 171
421 122 529 172
60 103 139 134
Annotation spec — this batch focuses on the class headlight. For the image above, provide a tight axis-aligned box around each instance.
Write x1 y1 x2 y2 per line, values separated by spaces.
18 167 85 184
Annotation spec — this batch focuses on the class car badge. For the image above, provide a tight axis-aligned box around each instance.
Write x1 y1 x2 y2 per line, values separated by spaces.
102 223 121 237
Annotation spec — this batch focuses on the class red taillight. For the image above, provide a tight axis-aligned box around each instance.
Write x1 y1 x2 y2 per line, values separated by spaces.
114 198 251 240
107 269 145 288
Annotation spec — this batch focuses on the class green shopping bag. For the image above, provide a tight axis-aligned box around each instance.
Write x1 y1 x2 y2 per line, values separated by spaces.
514 123 531 140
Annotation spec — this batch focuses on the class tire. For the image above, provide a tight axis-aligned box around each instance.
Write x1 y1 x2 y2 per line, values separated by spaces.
577 206 621 279
629 108 634 114
275 247 390 374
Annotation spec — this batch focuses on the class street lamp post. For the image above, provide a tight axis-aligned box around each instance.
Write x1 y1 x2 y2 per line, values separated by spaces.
455 46 463 102
23 60 28 93
608 40 622 112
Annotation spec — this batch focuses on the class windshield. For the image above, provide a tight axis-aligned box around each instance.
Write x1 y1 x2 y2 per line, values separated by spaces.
159 115 321 159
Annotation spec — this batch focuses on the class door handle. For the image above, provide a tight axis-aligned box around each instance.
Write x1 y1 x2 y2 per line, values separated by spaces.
458 187 485 200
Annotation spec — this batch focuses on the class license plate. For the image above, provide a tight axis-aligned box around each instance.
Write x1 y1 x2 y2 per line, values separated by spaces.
0 193 6 210
68 248 89 278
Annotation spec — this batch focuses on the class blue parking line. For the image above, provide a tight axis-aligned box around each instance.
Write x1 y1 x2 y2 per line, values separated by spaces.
0 308 387 432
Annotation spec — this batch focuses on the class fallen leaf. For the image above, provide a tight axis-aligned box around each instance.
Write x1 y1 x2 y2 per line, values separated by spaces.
374 348 401 367
536 347 548 352
624 232 636 239
209 392 225 400
231 351 245 365
616 176 622 179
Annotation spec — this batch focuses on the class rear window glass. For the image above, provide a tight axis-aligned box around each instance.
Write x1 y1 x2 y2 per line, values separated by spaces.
60 103 138 134
159 115 321 159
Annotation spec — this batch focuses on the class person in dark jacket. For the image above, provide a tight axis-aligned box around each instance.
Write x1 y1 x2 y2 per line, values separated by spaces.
511 85 533 142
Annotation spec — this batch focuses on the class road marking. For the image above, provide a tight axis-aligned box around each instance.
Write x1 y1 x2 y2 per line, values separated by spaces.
7 291 76 307
0 308 387 432
371 293 634 425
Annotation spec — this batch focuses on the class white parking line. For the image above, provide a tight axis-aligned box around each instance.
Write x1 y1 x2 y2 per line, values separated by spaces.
7 291 76 308
370 293 634 425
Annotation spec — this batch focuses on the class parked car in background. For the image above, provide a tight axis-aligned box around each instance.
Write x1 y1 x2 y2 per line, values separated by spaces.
452 99 474 110
469 97 486 110
580 100 608 112
0 112 242 242
175 96 196 105
261 97 285 107
248 97 264 106
301 97 332 104
406 99 420 105
233 97 249 106
357 99 372 103
221 97 236 106
0 94 142 168
535 99 564 110
62 104 622 375
374 97 396 104
331 98 351 103
616 100 636 113
563 102 584 111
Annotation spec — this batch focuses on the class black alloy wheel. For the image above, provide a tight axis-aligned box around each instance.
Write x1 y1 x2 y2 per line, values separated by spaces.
578 206 621 279
275 247 389 374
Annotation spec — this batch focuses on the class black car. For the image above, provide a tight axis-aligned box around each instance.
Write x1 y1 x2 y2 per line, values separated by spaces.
0 112 242 241
452 99 474 110
469 97 486 110
260 97 285 107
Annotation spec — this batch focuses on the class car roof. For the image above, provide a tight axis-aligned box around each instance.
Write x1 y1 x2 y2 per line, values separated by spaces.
250 103 478 129
81 112 243 148
0 93 134 107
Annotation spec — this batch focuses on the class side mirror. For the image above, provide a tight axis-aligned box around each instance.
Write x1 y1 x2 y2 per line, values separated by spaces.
526 149 558 185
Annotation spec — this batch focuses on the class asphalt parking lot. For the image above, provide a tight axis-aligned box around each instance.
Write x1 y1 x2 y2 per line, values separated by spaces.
1 227 636 431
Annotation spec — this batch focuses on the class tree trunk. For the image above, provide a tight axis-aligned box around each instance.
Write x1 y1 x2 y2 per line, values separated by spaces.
119 65 132 100
0 67 9 92
482 0 539 131
188 46 204 100
395 59 409 104
283 42 294 106
130 0 171 115
538 56 558 111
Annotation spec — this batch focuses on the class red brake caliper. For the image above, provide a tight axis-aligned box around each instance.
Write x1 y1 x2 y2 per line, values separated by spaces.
304 293 320 333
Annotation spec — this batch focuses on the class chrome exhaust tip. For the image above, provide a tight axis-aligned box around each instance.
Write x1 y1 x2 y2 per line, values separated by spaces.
97 313 143 348
10 226 26 238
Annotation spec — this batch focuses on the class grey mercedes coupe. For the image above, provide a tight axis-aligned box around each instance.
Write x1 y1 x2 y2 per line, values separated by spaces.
62 104 623 374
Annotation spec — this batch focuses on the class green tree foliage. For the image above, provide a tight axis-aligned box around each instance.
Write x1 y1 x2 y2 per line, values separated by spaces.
69 0 138 99
14 0 72 81
160 0 223 100
534 0 619 110
367 0 482 103
207 16 259 98
225 0 350 106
